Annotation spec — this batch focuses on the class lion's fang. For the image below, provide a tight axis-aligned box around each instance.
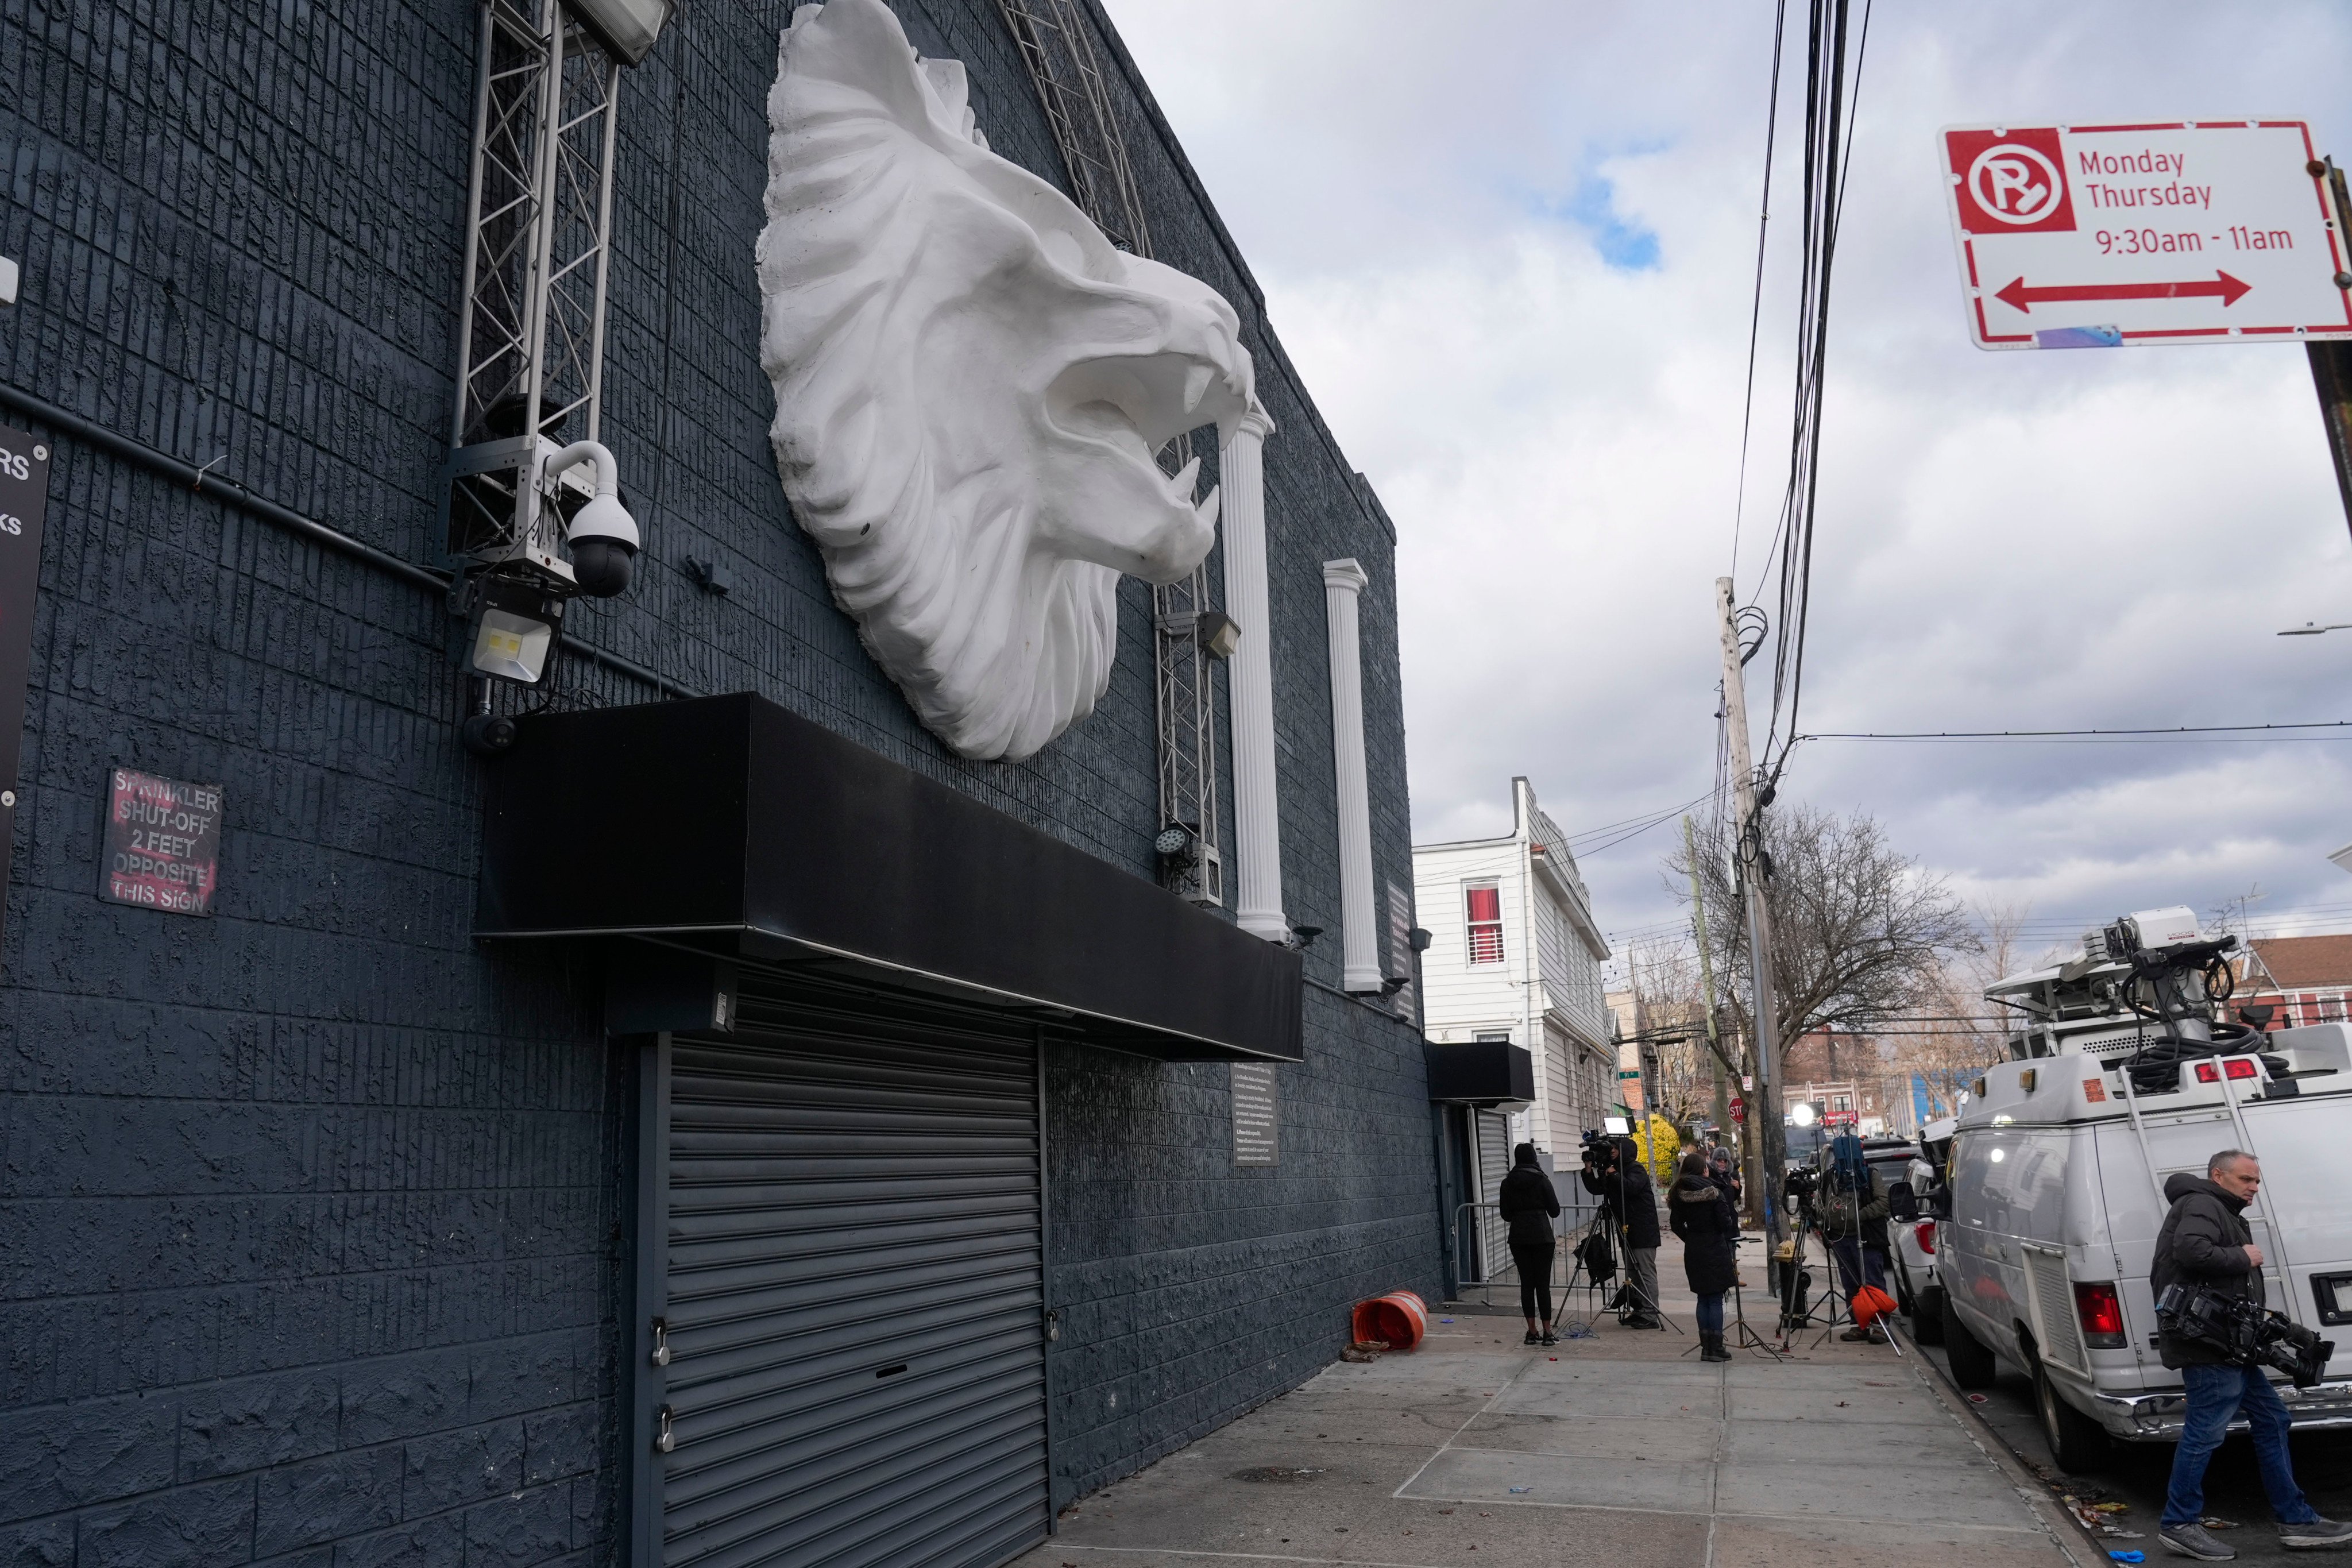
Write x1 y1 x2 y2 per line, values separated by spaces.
1169 455 1201 498
1183 364 1214 415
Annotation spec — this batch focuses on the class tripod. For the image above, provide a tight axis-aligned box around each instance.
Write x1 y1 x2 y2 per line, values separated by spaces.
1778 1177 1876 1350
1774 1193 1837 1344
1550 1204 1618 1337
1728 1238 1783 1357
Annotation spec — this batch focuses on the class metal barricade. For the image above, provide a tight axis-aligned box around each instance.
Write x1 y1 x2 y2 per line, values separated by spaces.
1452 1195 1603 1305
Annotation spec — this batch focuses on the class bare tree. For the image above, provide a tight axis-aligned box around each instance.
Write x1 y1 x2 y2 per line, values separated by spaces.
1620 940 1713 1128
1894 903 2027 1118
1668 804 1978 1056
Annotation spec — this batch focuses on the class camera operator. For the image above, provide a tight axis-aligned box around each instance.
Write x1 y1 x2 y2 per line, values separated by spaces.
1581 1134 1662 1328
1815 1140 1890 1343
2152 1150 2350 1561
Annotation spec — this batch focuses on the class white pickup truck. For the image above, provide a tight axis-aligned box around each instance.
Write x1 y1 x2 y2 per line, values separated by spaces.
1917 907 2352 1473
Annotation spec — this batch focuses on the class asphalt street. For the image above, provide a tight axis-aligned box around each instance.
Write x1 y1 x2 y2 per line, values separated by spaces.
1911 1316 2352 1564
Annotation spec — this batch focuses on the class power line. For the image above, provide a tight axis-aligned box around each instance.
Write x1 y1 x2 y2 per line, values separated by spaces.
1798 721 2352 742
1727 0 1790 585
1571 786 1729 859
1560 787 1721 846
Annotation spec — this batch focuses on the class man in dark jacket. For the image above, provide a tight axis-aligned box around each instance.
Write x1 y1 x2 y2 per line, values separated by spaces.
1815 1147 1890 1341
1497 1142 1562 1346
2152 1152 2351 1561
1581 1135 1662 1328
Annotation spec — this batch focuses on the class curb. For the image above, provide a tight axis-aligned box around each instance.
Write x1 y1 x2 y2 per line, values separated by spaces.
1884 1317 2119 1568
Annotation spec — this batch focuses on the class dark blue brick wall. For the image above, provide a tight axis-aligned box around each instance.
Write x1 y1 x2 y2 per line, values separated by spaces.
0 0 1439 1560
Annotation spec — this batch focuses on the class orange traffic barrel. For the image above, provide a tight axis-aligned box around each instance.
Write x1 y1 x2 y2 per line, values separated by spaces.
1350 1291 1427 1350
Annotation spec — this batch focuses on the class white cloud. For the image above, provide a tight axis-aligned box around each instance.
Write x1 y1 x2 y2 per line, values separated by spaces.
1106 0 2352 948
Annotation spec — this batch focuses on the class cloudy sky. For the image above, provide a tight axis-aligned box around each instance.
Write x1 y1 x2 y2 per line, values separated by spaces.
1103 0 2352 966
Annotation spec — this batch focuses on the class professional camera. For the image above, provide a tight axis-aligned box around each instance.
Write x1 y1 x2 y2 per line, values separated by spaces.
2157 1283 2337 1389
1782 1165 1819 1201
1579 1129 1618 1168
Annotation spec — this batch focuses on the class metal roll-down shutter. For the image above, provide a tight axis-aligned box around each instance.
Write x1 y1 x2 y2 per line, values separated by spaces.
1475 1109 1511 1277
657 977 1048 1567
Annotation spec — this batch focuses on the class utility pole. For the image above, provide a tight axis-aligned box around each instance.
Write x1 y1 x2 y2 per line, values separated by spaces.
1716 576 1787 1254
1683 815 1736 1204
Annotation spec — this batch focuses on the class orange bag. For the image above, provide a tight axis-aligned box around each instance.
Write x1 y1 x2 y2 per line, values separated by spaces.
1849 1285 1898 1328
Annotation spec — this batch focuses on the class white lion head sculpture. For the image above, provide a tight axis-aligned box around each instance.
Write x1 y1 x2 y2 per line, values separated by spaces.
758 0 1256 761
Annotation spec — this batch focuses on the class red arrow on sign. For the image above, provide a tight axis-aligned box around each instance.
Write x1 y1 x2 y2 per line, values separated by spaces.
1994 271 2251 312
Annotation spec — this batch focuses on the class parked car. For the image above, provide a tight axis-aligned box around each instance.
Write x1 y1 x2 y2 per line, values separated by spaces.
1887 1119 1955 1343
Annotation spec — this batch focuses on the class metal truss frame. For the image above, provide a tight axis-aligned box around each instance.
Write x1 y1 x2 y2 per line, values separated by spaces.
997 0 1224 906
445 0 620 575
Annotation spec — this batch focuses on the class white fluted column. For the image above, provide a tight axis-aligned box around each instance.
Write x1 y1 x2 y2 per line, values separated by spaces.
1220 408 1288 941
1322 558 1380 993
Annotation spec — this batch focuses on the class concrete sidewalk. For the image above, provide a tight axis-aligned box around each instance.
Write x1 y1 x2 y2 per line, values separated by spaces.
1014 1237 2084 1568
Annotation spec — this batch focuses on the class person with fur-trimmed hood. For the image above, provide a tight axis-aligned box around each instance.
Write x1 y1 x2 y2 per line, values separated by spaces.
1669 1150 1739 1362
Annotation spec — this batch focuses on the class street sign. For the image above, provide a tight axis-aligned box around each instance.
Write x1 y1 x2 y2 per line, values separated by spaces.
1940 121 2352 349
1729 1096 1745 1125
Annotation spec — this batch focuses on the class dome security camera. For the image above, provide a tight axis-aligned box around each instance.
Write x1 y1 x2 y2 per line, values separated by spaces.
544 441 640 597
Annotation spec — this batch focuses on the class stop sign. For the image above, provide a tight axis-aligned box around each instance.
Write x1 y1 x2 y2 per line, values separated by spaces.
1729 1097 1745 1124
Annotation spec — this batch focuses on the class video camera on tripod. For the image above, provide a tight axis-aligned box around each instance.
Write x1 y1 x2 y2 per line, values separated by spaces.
2157 1282 2336 1389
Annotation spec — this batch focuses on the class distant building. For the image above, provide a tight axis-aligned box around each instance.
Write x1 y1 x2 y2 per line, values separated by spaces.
1414 778 1615 1157
2242 934 2352 1028
1782 1029 1905 1137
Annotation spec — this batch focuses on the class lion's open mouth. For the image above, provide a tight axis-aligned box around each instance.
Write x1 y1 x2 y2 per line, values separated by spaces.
1046 350 1248 515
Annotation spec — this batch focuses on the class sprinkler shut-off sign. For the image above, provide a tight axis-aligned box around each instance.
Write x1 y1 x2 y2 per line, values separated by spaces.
1940 120 2352 349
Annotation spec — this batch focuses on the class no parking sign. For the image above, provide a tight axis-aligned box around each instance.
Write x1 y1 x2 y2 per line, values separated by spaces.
1940 119 2352 349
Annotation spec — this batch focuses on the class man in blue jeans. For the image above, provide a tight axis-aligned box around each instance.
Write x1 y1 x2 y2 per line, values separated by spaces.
2151 1151 2351 1560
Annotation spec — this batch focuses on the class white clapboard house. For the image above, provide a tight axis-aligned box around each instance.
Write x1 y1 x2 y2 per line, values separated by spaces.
1414 778 1614 1279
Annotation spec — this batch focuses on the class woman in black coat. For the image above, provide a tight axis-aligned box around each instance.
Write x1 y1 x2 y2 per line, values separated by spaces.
1669 1150 1740 1362
1497 1142 1562 1346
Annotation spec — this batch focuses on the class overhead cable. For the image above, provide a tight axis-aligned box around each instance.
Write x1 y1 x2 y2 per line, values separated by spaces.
1726 0 1791 585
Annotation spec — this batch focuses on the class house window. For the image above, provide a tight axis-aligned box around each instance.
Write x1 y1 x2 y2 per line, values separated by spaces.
1475 1030 1511 1044
1832 1095 1851 1112
1466 885 1504 964
2323 995 2347 1024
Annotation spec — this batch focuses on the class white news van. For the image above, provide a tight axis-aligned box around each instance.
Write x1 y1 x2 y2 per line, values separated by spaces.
1925 907 2352 1473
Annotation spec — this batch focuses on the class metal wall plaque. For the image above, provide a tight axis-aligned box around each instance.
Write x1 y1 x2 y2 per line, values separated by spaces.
101 769 223 916
0 422 49 952
1231 1061 1279 1167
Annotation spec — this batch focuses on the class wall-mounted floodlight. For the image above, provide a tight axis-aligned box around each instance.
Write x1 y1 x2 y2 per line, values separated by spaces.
564 0 674 64
466 578 565 683
1195 608 1241 659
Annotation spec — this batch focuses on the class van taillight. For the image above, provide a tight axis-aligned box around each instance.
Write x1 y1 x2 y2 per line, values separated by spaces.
1914 1222 1937 1255
2074 1281 2127 1348
2193 1062 2220 1084
2223 1058 2258 1080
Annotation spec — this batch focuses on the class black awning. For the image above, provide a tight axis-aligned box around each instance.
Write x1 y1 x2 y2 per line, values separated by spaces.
474 692 1301 1062
1423 1040 1536 1107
